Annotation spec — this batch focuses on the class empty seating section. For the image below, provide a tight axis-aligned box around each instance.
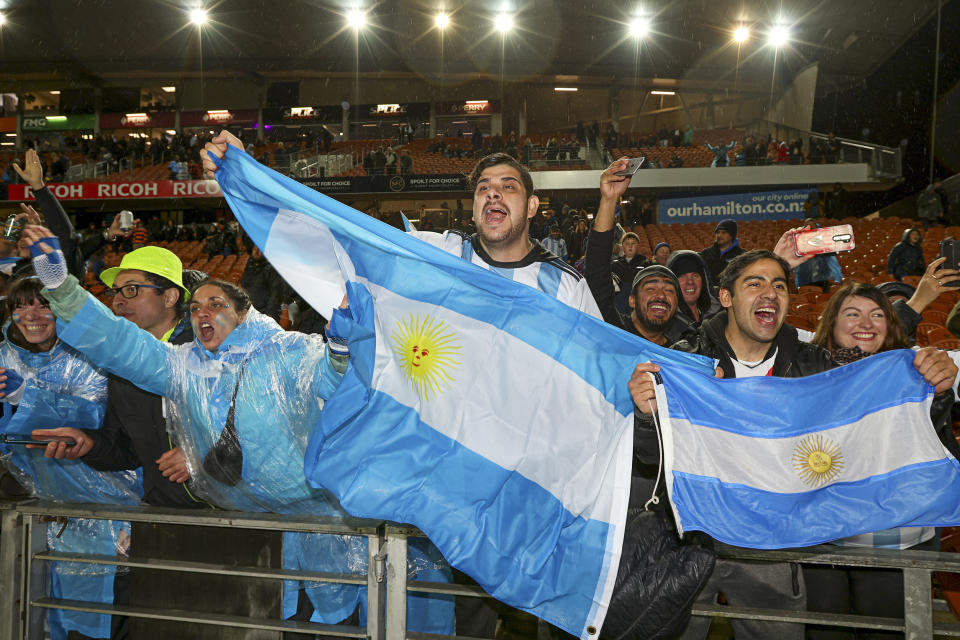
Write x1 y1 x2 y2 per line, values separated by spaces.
383 137 476 177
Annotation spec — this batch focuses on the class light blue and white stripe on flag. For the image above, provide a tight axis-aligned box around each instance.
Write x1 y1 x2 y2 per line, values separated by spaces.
211 147 715 638
652 349 960 549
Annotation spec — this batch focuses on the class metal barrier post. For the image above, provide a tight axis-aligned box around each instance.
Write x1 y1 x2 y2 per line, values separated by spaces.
903 568 933 640
0 508 21 640
22 514 47 640
366 527 387 640
384 528 407 640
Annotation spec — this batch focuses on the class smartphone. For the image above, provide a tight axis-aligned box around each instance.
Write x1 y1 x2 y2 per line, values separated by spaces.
2 214 22 241
1 434 76 447
614 157 645 176
938 237 960 287
794 224 855 256
118 210 134 233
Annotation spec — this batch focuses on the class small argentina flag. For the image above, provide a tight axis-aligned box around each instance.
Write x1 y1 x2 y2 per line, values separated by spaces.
652 349 960 549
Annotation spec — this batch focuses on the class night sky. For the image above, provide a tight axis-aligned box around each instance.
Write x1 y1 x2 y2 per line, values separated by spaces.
813 0 960 211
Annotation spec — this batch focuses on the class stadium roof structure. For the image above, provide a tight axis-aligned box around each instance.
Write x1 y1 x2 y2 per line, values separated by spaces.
0 0 945 93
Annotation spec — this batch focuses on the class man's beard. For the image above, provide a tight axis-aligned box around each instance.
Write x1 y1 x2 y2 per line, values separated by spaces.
634 302 673 333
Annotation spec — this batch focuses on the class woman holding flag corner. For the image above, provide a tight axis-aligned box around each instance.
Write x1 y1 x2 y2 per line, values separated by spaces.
803 281 960 639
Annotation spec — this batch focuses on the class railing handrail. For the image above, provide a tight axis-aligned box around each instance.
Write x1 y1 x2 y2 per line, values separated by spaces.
0 502 392 640
746 118 899 151
716 541 960 572
2 501 958 639
11 500 385 535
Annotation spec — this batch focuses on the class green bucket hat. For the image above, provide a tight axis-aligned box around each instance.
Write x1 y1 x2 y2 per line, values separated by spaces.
100 246 190 300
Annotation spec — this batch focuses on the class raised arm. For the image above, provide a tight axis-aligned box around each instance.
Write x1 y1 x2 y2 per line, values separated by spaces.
79 212 131 261
585 159 632 326
21 225 174 398
14 149 84 279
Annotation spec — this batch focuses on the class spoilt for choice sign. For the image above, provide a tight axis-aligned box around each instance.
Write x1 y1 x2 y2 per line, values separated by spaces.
657 189 815 224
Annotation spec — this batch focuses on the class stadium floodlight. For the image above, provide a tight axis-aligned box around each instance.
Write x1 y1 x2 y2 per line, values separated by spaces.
768 25 789 47
494 13 513 33
347 9 366 30
629 17 650 38
435 13 449 29
189 8 207 26
734 26 749 43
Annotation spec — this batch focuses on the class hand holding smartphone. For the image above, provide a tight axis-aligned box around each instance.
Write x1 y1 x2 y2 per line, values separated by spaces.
614 157 646 176
937 237 960 287
794 224 855 257
2 433 77 447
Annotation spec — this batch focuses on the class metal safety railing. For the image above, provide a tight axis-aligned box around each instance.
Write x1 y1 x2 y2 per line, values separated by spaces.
298 152 354 178
696 543 960 639
745 118 903 180
1 501 958 639
0 501 416 640
63 161 111 182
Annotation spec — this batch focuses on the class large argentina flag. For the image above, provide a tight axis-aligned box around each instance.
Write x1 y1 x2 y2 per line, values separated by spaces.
652 349 960 549
211 148 715 638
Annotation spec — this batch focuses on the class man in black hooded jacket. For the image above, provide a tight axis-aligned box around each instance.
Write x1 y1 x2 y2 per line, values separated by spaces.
666 250 722 327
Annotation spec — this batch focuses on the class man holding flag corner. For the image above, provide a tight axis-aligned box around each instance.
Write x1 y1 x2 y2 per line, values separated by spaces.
199 132 723 639
628 248 959 640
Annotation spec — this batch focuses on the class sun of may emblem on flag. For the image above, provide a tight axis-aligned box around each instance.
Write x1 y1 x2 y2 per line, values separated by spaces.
391 314 462 400
792 433 845 487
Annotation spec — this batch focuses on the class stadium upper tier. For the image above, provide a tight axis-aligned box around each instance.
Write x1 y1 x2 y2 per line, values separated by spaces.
2 126 850 183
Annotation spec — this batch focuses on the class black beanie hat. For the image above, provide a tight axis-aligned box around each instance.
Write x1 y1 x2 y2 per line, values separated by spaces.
715 219 738 238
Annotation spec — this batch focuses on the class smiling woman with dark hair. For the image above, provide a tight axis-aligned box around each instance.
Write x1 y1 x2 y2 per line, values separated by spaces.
804 280 960 640
0 274 141 640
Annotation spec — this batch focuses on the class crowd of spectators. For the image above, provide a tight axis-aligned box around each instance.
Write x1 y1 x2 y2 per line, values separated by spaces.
0 122 869 189
732 131 843 167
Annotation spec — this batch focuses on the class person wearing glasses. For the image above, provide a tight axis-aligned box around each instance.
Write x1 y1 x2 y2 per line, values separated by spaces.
32 246 206 508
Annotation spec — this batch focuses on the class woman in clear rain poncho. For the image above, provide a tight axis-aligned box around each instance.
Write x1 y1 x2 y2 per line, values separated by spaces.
25 227 453 631
0 275 142 640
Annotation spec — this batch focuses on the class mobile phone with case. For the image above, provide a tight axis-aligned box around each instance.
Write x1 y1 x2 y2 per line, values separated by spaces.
614 157 646 176
793 224 855 256
938 237 960 287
